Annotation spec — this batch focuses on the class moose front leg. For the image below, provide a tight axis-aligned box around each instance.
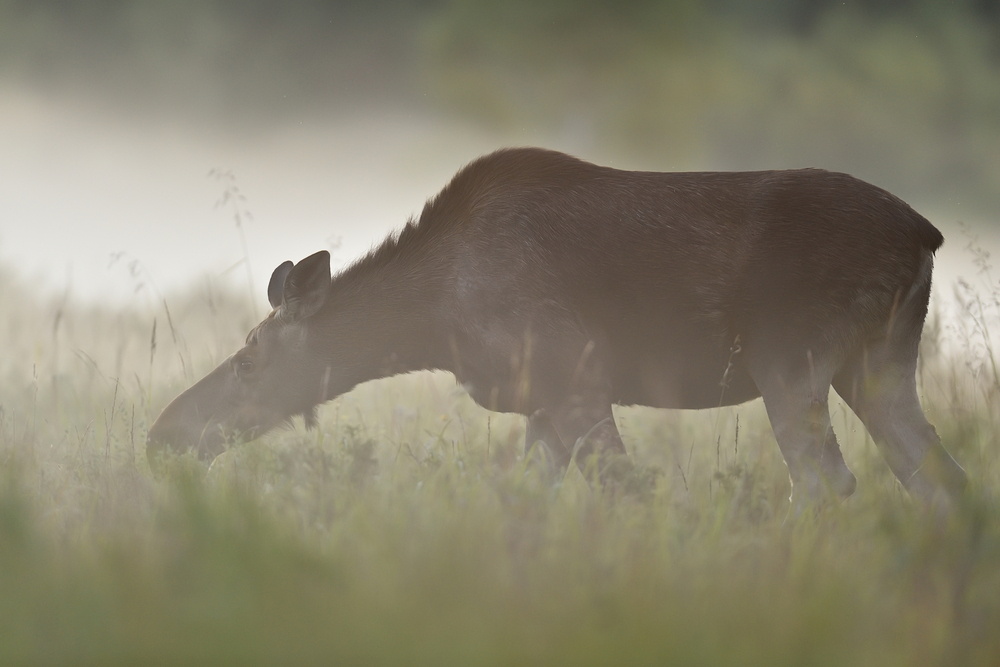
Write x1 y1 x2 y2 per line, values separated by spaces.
550 397 630 486
524 409 572 477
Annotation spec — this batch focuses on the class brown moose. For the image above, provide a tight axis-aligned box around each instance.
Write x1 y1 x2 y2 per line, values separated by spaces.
147 147 967 508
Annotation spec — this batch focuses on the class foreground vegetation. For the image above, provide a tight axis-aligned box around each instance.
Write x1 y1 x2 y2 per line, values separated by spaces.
2 263 1000 665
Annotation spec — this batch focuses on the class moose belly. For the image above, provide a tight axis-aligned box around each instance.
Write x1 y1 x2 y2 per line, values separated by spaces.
610 347 761 411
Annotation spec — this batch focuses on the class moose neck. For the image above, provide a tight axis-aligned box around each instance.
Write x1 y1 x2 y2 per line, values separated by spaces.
311 232 453 399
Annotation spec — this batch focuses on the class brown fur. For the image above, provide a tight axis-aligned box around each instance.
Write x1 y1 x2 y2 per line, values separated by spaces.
148 148 965 506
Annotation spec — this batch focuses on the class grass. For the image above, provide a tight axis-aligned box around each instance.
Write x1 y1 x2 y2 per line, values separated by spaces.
2 261 1000 666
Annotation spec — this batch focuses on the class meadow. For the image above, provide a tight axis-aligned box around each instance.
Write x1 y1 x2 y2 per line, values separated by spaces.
2 257 1000 667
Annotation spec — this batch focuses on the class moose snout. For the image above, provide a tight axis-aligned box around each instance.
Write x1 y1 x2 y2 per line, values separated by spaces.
146 408 226 472
146 359 236 471
146 416 197 457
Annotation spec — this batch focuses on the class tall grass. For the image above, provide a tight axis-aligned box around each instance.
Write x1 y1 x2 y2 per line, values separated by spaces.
1 259 999 665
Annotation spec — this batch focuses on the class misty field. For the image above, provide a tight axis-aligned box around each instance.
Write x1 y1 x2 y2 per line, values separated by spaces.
2 260 1000 667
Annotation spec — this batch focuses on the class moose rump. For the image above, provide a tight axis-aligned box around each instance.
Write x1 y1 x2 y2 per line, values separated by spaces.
147 148 966 507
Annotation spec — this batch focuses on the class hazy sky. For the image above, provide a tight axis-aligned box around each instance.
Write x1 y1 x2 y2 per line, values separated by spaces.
0 85 513 306
0 82 995 325
3 3 998 319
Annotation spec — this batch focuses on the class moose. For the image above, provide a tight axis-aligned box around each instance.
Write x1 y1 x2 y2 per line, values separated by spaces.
147 147 967 507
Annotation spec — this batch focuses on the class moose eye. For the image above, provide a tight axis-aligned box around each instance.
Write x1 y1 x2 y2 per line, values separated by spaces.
235 358 255 378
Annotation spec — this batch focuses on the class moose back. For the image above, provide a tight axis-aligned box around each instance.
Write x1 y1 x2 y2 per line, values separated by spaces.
147 147 966 506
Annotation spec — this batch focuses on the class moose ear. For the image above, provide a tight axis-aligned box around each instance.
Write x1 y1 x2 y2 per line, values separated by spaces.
267 260 294 309
280 250 331 322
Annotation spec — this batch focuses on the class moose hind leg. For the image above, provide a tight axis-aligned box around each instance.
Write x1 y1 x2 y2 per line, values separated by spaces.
833 349 966 502
524 409 572 477
754 366 857 510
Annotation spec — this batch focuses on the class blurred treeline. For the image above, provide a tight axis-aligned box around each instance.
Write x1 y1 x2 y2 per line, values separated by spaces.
2 0 999 210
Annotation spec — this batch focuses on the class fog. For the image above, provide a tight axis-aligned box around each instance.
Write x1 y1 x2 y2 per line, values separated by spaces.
2 1 998 313
3 7 1000 660
1 87 515 305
